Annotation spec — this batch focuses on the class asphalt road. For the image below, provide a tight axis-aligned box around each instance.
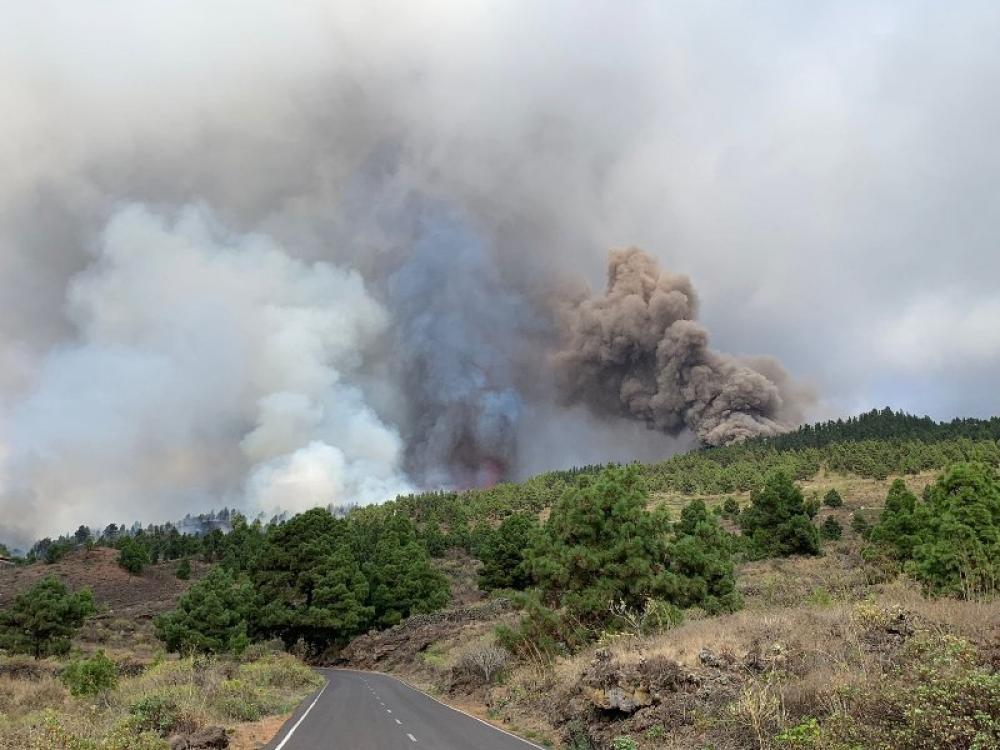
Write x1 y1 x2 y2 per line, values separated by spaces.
265 669 543 750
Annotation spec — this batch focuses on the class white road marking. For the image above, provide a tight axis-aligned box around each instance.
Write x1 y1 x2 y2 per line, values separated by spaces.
386 709 392 713
407 733 418 742
395 719 402 725
273 681 328 750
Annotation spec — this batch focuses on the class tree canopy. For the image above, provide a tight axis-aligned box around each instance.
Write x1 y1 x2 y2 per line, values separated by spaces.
0 576 95 658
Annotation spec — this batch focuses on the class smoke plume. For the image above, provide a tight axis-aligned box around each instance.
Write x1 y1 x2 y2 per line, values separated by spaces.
10 0 948 547
555 248 802 446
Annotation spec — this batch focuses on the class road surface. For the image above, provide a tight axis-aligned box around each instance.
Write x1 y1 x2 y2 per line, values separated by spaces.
266 669 543 750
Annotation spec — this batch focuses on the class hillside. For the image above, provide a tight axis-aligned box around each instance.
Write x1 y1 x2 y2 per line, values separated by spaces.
2 411 999 749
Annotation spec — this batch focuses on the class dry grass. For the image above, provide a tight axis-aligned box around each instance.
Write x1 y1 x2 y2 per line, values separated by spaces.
0 651 321 750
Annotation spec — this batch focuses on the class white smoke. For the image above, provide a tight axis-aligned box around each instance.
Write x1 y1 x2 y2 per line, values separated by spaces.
0 204 410 541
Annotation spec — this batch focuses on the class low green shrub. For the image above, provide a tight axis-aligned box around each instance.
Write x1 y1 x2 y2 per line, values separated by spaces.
212 679 267 721
61 650 118 697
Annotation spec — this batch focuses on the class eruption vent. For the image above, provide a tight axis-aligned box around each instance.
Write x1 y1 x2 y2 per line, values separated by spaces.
555 248 801 446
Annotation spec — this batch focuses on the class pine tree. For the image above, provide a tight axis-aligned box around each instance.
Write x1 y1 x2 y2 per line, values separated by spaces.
117 538 150 576
663 500 741 613
527 466 673 624
154 567 252 654
478 513 539 591
739 471 821 557
0 576 95 658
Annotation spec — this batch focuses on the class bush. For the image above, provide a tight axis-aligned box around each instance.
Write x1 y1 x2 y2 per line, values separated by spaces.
828 633 1000 750
823 488 844 508
60 650 118 697
238 653 322 691
721 496 741 518
820 517 843 541
130 691 186 735
610 737 639 750
775 717 821 748
212 679 267 721
175 558 191 580
850 513 871 537
455 645 512 685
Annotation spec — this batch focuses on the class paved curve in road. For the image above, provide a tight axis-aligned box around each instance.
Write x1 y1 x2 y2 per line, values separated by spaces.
266 669 543 750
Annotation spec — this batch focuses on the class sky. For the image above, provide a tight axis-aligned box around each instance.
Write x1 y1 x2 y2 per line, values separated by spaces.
1 1 998 545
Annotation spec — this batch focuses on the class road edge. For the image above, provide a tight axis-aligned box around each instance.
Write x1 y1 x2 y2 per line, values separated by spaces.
261 679 329 750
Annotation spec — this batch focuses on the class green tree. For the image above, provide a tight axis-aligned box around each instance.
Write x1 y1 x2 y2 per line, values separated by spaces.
175 557 192 580
420 519 448 558
117 538 150 576
154 567 253 654
0 576 95 658
866 479 923 560
739 471 820 557
909 463 1000 597
821 516 843 540
823 488 844 508
365 516 450 628
478 513 539 591
252 508 378 652
527 467 672 626
663 500 741 614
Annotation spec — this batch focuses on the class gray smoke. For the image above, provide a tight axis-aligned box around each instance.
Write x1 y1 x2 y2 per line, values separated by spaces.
14 1 1000 543
555 248 805 446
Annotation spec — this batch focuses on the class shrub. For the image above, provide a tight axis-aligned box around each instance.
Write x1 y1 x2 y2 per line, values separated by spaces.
175 558 191 580
828 633 1000 750
60 650 118 697
455 645 512 685
775 717 821 748
820 517 843 541
823 488 844 508
721 496 741 518
212 679 267 721
610 736 639 750
850 513 871 537
238 653 322 691
130 692 186 735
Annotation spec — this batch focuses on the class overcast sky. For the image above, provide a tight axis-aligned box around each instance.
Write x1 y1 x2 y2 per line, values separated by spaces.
1 1 998 543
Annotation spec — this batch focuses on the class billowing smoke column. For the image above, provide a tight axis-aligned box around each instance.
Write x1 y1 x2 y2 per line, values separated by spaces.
0 3 834 547
386 202 527 487
555 248 799 446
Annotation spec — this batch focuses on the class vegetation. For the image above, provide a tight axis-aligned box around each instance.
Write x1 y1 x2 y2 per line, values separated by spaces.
60 650 118 697
0 651 322 749
154 567 253 655
866 463 1000 598
117 537 150 576
477 512 539 592
738 471 821 558
3 407 999 750
0 576 95 658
